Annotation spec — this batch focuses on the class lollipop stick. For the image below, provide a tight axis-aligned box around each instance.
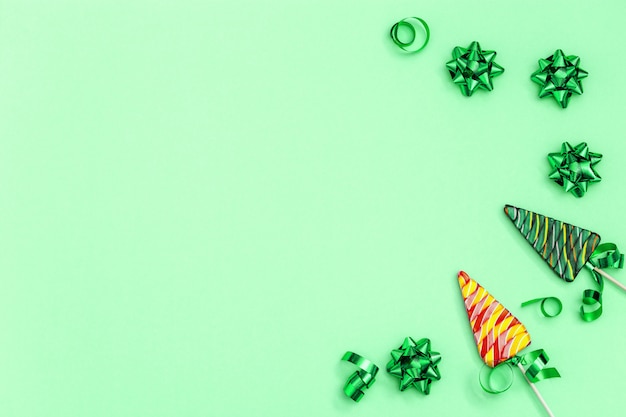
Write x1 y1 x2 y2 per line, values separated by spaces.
516 362 555 417
592 267 626 292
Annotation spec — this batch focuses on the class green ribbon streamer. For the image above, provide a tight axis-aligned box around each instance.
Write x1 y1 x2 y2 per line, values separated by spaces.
390 17 430 53
341 352 379 402
582 243 624 322
518 349 561 383
479 349 560 394
521 296 563 317
548 141 602 198
386 337 441 395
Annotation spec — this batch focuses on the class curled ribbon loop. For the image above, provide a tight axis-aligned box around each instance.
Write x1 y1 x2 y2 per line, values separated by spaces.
582 243 624 321
479 349 560 394
341 352 379 402
390 17 430 53
386 337 441 395
589 243 624 270
517 349 561 383
521 296 563 317
479 362 514 394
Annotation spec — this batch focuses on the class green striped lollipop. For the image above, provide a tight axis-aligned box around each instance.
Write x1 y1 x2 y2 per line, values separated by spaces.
504 205 625 291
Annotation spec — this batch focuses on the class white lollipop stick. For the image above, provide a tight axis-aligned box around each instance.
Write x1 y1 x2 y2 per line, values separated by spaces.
592 267 626 292
517 362 555 417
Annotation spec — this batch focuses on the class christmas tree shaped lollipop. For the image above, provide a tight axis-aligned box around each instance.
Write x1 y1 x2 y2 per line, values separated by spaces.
504 204 626 291
458 271 557 417
458 271 530 367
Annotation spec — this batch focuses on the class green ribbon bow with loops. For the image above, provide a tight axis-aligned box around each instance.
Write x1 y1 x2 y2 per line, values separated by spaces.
480 349 560 394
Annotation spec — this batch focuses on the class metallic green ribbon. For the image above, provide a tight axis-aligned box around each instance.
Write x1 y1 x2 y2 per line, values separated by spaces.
521 296 563 317
518 349 561 383
386 337 441 395
446 41 504 96
548 142 602 198
341 352 379 402
581 243 624 322
531 49 588 108
390 17 430 53
479 349 560 394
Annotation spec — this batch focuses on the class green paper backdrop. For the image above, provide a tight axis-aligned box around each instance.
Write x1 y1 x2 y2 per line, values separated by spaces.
2 0 625 416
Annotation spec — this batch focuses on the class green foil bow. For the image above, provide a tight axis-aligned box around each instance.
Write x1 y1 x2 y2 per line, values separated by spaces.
581 243 624 321
446 41 504 96
341 352 379 402
531 49 588 108
548 141 602 197
386 337 441 394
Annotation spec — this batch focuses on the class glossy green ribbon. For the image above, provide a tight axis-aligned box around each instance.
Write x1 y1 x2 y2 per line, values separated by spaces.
479 349 560 394
386 337 441 395
548 142 602 198
581 243 624 322
341 352 379 402
521 296 563 317
531 49 588 108
390 17 430 53
446 41 504 96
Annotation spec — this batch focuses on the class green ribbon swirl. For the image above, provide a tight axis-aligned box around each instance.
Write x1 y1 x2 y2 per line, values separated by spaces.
582 243 624 322
386 337 441 395
390 17 430 53
521 296 563 317
341 352 379 402
479 349 560 394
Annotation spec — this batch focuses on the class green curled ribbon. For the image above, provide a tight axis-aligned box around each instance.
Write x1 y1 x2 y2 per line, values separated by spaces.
518 349 561 383
582 243 624 322
386 337 441 395
390 17 430 53
521 296 563 317
341 352 379 402
479 349 560 394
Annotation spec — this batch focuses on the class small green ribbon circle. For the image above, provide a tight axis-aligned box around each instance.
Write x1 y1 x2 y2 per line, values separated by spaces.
479 362 514 394
390 17 430 53
521 296 563 318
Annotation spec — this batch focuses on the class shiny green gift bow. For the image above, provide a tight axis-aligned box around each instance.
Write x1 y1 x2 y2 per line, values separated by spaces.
581 243 624 322
341 352 379 402
547 141 602 198
479 349 560 394
386 337 441 395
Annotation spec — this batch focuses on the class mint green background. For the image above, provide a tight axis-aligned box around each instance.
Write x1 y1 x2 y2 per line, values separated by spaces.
2 1 625 416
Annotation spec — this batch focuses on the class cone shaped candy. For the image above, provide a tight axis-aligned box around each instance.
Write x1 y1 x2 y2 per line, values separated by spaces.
504 204 601 282
458 271 531 367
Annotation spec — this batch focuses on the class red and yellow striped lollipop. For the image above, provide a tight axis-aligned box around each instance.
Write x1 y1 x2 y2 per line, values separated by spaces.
458 271 531 367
